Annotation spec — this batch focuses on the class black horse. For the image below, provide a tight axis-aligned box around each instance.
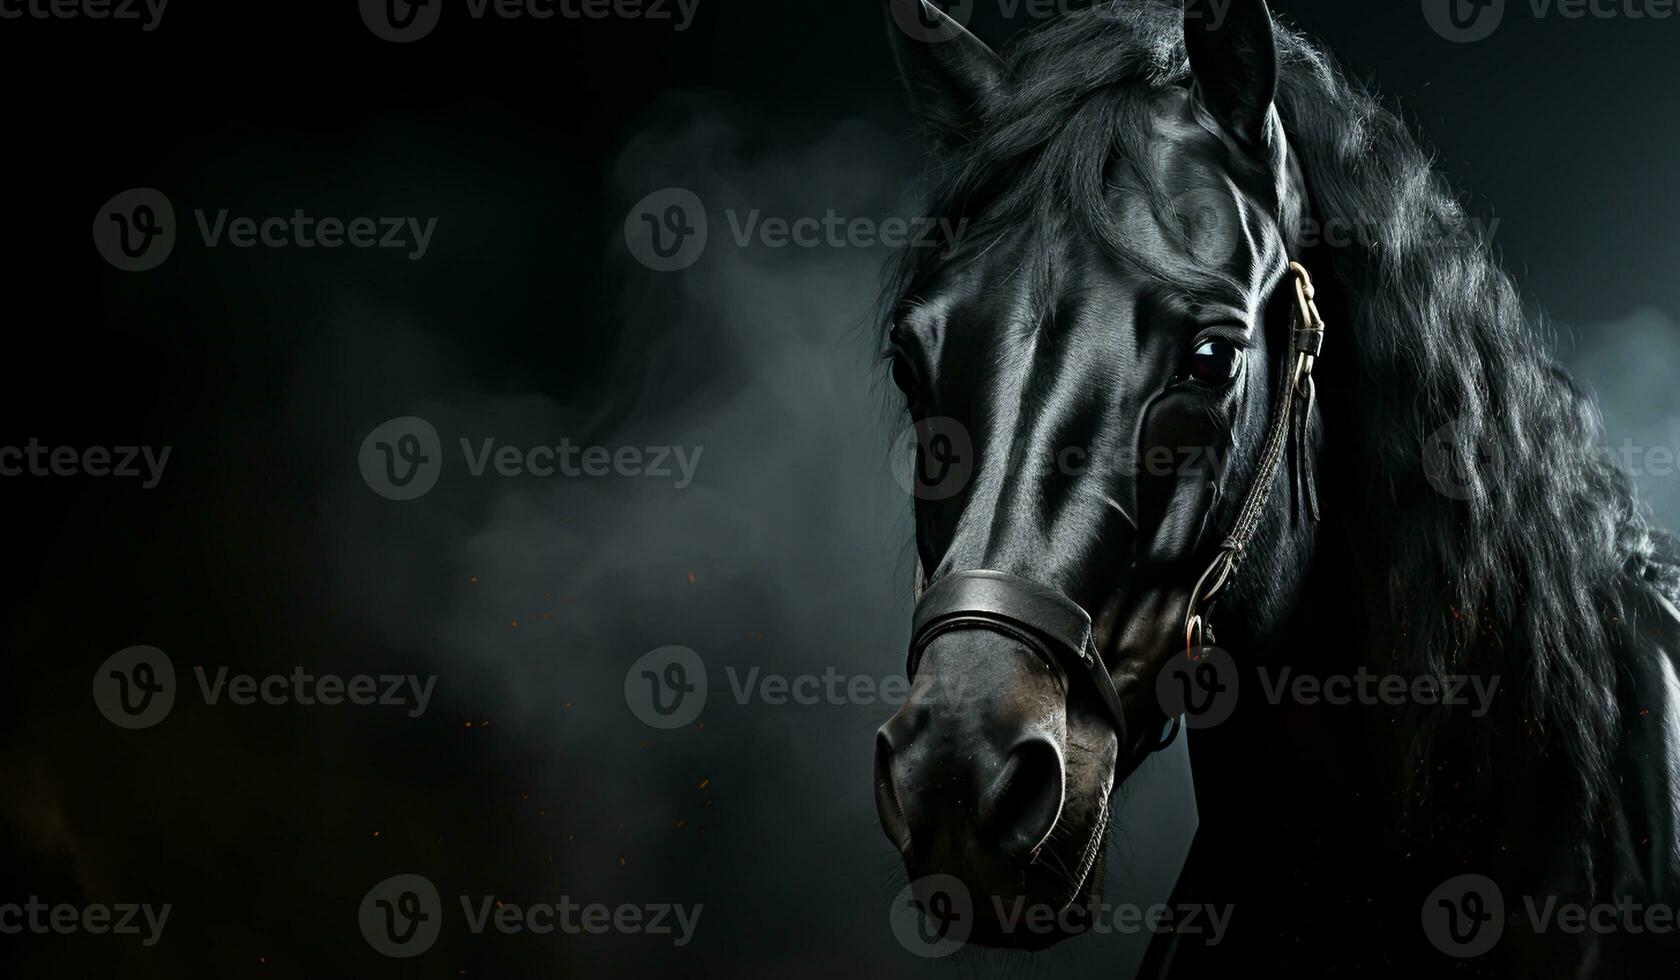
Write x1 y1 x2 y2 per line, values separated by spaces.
871 0 1680 974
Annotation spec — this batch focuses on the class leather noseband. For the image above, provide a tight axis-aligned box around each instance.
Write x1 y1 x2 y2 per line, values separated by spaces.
908 569 1131 750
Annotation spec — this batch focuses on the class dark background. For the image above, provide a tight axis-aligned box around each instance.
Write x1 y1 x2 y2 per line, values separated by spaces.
2 1 1677 976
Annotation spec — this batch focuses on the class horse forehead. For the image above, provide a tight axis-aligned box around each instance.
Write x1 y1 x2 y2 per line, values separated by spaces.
915 227 1155 366
1112 100 1246 220
945 247 1139 342
904 89 1249 356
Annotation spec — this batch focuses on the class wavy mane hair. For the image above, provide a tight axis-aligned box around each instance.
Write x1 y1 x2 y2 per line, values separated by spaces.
882 0 1680 884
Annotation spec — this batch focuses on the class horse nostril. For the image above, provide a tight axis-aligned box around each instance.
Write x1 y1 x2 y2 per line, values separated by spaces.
873 730 913 855
979 737 1065 861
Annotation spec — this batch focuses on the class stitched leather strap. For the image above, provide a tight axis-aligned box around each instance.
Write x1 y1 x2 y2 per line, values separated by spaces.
909 570 1129 748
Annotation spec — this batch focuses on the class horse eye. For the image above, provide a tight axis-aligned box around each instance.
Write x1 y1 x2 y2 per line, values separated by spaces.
891 354 919 396
1188 339 1243 385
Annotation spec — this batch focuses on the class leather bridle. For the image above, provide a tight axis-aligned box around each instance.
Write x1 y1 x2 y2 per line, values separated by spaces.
905 261 1328 769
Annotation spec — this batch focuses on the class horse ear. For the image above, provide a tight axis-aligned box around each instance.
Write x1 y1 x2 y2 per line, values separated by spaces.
1183 0 1278 148
885 0 1005 146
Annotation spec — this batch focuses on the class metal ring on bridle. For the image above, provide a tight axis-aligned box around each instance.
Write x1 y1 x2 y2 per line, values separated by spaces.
1183 548 1235 651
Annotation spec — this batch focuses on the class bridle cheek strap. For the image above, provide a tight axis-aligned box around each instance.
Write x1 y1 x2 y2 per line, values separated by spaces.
908 570 1130 750
1183 260 1327 651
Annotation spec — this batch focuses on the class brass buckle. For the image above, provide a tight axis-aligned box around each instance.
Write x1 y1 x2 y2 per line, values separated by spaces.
1289 260 1324 396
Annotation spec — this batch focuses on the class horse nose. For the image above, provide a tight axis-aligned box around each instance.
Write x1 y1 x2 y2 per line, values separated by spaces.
873 633 1067 862
979 735 1065 859
875 723 1067 862
874 729 914 854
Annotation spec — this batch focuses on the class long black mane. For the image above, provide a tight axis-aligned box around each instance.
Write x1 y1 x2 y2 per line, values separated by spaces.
883 0 1680 884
